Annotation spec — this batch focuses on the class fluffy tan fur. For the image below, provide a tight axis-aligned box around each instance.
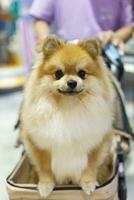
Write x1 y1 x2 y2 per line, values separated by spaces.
20 35 115 198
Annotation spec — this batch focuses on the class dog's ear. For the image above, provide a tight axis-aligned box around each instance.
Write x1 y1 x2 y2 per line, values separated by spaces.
36 35 64 58
78 39 101 59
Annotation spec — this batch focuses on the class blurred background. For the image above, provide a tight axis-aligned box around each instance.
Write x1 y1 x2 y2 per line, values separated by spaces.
0 0 133 199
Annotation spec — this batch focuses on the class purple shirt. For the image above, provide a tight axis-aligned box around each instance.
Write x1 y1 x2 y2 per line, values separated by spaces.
30 0 133 40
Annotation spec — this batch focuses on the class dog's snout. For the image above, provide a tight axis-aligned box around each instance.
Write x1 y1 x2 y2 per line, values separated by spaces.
67 80 77 89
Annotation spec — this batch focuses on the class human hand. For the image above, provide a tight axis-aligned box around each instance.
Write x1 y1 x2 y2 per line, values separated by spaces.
98 31 114 46
98 31 124 50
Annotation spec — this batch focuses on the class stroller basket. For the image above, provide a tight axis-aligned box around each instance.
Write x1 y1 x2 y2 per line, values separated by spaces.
7 153 119 200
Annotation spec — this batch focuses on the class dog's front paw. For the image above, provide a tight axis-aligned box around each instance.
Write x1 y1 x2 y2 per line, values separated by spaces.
80 181 98 195
38 180 55 198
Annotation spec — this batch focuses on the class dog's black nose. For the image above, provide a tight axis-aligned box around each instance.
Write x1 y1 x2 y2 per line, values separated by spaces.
67 80 77 89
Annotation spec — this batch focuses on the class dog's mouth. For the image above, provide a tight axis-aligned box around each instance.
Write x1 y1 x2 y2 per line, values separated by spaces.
57 89 83 95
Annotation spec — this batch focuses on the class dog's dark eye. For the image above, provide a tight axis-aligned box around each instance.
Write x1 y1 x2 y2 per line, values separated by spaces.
55 70 64 80
77 70 86 79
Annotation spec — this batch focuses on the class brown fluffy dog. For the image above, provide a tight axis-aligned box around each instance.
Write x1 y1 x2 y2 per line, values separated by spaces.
20 36 115 198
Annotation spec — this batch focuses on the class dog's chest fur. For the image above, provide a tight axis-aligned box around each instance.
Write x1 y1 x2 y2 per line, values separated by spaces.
24 96 113 183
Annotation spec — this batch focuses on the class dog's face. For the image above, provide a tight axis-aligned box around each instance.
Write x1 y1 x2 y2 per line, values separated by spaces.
35 36 108 99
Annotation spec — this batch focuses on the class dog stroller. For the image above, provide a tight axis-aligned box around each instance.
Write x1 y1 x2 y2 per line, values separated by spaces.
6 44 134 200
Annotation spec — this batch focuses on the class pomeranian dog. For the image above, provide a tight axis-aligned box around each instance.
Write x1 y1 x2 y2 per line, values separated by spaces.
20 35 115 198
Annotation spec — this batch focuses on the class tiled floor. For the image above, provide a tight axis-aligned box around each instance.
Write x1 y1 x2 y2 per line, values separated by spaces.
0 91 134 200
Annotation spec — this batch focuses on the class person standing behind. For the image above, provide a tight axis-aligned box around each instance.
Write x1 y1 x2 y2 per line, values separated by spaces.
29 0 134 47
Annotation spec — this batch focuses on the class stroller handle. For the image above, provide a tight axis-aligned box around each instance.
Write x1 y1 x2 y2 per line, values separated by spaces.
102 43 124 81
